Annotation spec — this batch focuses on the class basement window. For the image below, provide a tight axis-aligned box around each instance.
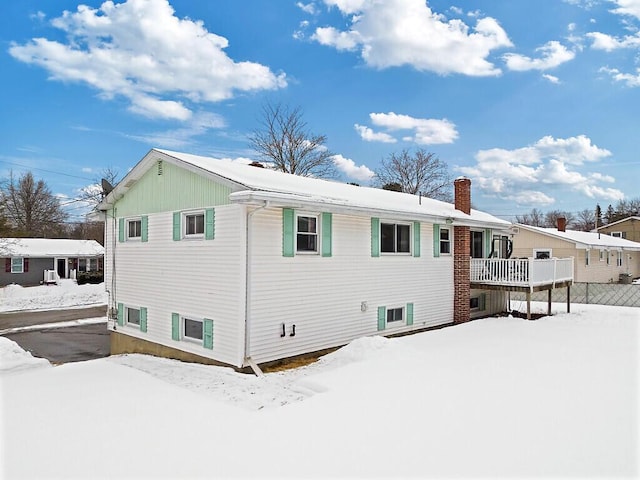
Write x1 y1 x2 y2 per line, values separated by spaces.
183 317 204 342
386 307 404 324
126 307 141 327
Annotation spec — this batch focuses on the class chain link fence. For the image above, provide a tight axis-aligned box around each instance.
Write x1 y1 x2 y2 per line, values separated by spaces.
511 282 640 307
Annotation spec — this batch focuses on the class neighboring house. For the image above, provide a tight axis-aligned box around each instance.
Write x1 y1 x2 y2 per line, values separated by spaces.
511 219 640 283
596 216 640 243
0 238 104 287
96 148 520 371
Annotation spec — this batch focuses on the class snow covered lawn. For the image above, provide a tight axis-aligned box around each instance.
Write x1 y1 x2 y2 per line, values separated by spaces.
1 302 637 478
0 279 107 313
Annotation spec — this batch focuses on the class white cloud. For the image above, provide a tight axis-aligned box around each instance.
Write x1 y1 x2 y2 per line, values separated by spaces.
587 31 640 50
609 0 640 20
543 73 561 83
313 0 513 76
8 0 286 121
368 112 459 144
354 124 397 143
81 167 93 173
457 135 623 206
126 112 227 148
503 41 575 71
297 2 318 14
599 66 640 86
331 154 375 182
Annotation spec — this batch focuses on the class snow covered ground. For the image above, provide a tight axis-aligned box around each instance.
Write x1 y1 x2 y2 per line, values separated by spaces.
1 282 638 478
0 279 107 313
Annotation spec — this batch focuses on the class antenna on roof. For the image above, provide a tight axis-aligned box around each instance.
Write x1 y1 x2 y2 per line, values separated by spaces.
101 178 114 196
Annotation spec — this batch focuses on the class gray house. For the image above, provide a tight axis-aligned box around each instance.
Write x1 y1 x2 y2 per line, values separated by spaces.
1 238 104 286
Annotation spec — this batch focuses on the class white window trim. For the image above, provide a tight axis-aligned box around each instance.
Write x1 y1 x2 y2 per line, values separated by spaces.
380 221 412 255
182 315 204 343
533 249 552 260
126 217 142 241
386 306 405 325
183 211 205 239
295 212 320 255
11 257 24 274
125 305 141 328
440 227 452 256
611 231 623 238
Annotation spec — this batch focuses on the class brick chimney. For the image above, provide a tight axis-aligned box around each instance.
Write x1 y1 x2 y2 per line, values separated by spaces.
557 217 566 232
453 177 471 324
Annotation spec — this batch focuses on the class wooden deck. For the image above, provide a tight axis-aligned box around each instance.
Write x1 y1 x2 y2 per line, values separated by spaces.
470 258 574 320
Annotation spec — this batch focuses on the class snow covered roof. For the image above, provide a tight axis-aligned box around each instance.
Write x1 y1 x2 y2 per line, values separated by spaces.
516 224 640 250
0 238 104 258
596 216 640 230
99 148 511 229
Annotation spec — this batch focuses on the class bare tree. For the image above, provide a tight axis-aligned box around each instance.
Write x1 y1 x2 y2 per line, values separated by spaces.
515 208 546 226
0 171 68 237
375 149 452 201
248 102 336 178
77 166 120 209
575 209 595 232
544 210 575 229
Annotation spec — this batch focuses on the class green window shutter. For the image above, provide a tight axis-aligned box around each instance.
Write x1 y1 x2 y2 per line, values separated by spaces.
171 313 180 340
406 303 414 326
377 306 386 331
172 212 181 241
117 303 124 326
485 229 492 257
205 208 215 240
140 307 148 332
321 212 332 257
371 218 380 257
433 224 440 258
141 216 149 242
203 318 214 349
282 208 295 257
118 218 125 243
413 222 421 258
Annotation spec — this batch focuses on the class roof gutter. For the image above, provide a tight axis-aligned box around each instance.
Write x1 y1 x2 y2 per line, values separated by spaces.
229 190 510 230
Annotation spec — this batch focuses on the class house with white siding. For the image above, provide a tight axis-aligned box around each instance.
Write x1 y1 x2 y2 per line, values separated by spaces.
511 219 640 283
97 148 517 371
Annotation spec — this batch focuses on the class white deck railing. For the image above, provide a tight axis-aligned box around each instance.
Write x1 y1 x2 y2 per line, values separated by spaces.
470 257 574 289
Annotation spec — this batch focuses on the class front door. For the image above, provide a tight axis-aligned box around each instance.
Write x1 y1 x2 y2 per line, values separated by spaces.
56 258 67 278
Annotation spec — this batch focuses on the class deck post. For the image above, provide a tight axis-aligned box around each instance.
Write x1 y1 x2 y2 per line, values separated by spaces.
526 291 531 320
547 289 552 316
567 285 571 314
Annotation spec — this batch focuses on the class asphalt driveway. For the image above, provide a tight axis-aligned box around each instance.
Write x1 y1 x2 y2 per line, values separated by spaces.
1 306 110 364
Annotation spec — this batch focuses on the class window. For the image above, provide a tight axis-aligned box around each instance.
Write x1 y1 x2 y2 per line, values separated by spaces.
470 297 479 309
386 307 404 323
296 214 318 253
585 250 590 266
11 257 24 273
126 307 141 326
470 294 486 311
534 249 552 260
78 258 87 273
471 231 484 258
183 317 203 341
185 212 205 237
440 228 451 255
617 251 623 267
611 231 625 239
381 222 410 254
607 250 611 266
127 219 142 239
599 249 605 262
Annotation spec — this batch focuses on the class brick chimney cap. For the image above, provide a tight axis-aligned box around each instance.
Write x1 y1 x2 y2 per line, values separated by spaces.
454 176 470 183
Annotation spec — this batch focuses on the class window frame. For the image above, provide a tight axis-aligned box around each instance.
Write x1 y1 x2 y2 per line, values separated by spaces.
533 249 552 260
380 221 412 255
183 211 205 238
125 306 141 327
182 315 204 343
11 257 24 274
611 231 623 238
617 251 623 267
599 249 606 262
295 212 320 254
386 306 404 324
470 297 480 310
439 227 451 255
126 218 142 241
585 249 590 266
470 230 484 258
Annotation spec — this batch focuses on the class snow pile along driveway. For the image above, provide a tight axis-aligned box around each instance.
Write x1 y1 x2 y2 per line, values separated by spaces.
0 280 107 313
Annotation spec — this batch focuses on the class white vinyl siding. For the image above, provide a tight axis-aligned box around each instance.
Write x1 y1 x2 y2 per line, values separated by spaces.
248 208 455 364
108 204 244 366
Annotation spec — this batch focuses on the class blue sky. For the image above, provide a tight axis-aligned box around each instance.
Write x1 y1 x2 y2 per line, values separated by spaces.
1 0 640 224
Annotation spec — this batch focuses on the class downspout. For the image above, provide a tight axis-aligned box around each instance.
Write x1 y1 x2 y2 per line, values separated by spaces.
243 201 269 376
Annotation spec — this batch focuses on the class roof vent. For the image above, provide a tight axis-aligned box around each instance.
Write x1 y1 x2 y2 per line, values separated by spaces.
157 160 163 176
